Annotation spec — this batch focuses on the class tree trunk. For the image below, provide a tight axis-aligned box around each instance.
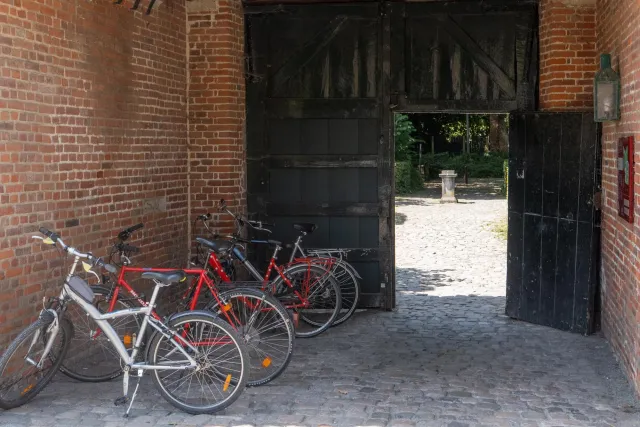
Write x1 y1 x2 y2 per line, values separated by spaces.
488 114 501 152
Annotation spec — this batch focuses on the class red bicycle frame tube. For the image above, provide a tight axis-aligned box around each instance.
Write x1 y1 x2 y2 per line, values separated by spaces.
96 266 240 346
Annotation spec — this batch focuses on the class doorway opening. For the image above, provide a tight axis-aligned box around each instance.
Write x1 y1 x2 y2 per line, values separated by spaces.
394 112 509 302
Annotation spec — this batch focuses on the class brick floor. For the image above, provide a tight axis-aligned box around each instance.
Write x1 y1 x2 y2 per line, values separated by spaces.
1 180 638 426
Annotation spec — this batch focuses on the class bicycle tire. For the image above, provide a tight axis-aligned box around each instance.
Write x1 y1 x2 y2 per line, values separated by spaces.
206 288 295 387
148 312 250 415
58 285 139 383
0 316 72 409
302 260 360 327
271 264 342 338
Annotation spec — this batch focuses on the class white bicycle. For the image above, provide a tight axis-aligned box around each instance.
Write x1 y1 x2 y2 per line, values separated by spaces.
0 227 249 416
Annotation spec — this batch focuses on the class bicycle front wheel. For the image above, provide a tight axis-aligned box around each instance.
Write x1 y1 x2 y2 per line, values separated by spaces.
148 312 249 415
207 288 295 387
59 286 140 382
0 315 72 409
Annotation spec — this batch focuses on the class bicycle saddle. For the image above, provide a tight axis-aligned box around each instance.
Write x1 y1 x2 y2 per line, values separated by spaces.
141 270 187 286
293 223 317 234
195 237 232 253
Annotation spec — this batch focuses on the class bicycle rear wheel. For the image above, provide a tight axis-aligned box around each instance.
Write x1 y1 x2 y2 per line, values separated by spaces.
59 286 140 382
0 315 72 409
271 264 342 338
148 312 249 415
207 288 295 387
308 260 359 326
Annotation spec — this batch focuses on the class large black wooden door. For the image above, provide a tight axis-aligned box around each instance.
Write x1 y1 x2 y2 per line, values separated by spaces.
245 3 393 309
506 113 601 334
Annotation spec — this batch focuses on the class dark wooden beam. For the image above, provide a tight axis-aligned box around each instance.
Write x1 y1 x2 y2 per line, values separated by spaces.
244 2 379 16
434 14 516 98
405 0 538 15
255 202 389 217
265 98 379 119
379 1 394 311
397 99 518 113
249 154 379 168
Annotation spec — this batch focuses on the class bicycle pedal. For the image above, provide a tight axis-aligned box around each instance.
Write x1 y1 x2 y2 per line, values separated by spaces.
114 396 129 406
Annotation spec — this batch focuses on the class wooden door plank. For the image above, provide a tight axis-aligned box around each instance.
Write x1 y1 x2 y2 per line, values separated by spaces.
271 15 348 93
251 154 378 168
558 115 582 221
434 14 516 98
379 2 394 310
553 218 578 331
505 210 524 318
539 216 559 327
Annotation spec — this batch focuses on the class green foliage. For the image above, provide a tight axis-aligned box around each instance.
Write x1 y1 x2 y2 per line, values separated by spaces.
439 115 490 143
490 219 508 241
395 161 424 194
411 114 491 146
420 152 507 180
394 114 419 162
502 159 509 196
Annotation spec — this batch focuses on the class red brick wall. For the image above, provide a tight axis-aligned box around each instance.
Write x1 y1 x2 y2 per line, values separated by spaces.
539 0 597 110
0 0 188 342
187 0 246 237
596 0 640 396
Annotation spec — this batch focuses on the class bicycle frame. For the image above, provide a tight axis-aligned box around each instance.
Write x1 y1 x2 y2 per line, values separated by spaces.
212 242 335 310
102 265 244 334
35 255 199 374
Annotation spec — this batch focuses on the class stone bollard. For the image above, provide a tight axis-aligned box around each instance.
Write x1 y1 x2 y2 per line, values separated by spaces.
439 170 458 203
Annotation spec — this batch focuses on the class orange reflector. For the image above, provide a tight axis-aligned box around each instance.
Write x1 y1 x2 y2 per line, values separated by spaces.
21 384 34 396
123 334 132 347
223 374 232 391
222 302 232 312
262 357 272 368
292 312 299 328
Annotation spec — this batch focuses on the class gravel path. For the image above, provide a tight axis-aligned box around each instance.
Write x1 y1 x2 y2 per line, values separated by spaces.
396 179 507 298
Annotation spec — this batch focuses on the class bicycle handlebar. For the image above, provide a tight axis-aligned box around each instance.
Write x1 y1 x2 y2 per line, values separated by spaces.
117 223 144 241
37 227 118 274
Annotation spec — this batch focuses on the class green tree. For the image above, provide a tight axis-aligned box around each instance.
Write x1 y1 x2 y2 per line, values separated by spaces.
394 113 418 162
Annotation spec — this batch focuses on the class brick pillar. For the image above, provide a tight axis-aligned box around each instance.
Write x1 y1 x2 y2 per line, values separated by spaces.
539 0 597 110
187 0 246 233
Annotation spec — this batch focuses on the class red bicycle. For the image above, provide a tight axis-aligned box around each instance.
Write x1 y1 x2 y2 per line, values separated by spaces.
193 201 342 338
59 224 295 387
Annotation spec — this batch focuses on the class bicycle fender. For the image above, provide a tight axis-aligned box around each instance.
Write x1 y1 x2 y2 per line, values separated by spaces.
344 263 363 279
166 310 217 323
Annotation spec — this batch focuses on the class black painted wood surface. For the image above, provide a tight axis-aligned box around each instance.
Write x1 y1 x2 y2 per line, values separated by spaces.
506 113 601 335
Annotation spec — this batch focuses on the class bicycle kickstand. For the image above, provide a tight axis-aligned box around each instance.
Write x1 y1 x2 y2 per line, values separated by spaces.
124 371 143 418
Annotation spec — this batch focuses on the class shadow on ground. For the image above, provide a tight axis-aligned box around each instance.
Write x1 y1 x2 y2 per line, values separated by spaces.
396 179 506 206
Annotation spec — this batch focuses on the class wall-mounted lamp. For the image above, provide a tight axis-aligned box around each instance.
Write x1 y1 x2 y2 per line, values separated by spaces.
594 53 621 122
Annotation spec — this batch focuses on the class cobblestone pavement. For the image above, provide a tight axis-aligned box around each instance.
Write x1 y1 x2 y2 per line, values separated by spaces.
2 180 639 427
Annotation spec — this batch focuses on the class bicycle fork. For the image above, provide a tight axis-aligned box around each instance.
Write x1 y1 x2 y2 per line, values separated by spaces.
24 309 60 370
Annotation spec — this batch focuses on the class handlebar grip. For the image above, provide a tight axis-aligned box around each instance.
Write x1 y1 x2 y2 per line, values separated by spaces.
117 223 144 241
198 213 212 221
39 227 59 242
125 223 144 234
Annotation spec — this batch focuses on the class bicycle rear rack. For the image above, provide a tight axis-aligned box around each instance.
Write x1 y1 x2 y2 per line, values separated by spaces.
113 0 158 15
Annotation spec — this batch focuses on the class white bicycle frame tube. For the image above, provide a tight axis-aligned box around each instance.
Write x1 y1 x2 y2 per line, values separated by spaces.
63 283 198 370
